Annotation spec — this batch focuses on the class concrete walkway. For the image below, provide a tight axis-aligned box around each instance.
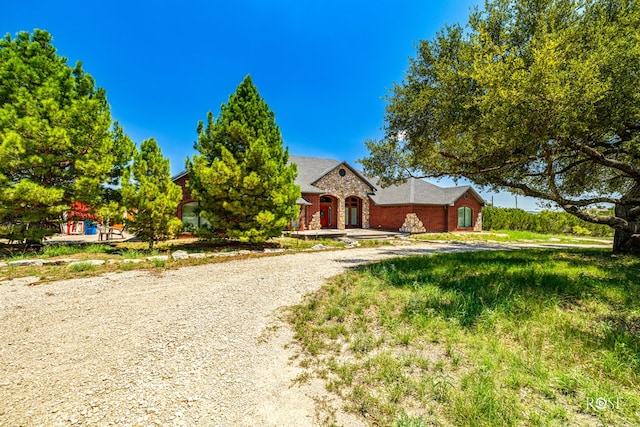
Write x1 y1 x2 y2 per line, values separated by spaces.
45 231 135 245
286 228 406 240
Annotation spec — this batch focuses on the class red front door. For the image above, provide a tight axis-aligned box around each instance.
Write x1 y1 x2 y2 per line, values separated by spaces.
320 206 329 228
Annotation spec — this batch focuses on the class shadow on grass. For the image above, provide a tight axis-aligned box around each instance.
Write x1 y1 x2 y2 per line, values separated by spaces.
361 248 640 357
163 239 283 253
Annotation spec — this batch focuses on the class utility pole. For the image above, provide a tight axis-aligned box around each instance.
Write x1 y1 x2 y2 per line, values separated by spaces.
515 195 518 209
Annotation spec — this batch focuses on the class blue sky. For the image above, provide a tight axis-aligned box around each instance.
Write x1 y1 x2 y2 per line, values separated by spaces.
3 0 537 211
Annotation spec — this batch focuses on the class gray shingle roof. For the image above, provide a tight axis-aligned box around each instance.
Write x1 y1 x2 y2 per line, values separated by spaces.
288 155 341 194
369 177 485 206
172 155 485 206
288 155 376 194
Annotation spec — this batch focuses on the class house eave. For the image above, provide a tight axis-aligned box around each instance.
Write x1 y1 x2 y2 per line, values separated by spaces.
171 170 189 182
310 161 377 193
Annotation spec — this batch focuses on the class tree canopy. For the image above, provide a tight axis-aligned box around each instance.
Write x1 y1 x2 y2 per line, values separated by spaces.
122 138 182 251
0 29 133 242
187 75 300 243
361 0 640 253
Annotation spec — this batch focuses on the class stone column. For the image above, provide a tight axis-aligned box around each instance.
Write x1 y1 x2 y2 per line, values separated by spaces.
362 198 370 229
309 212 321 230
337 197 345 230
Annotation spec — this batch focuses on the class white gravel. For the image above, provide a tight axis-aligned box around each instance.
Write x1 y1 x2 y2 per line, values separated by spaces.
0 242 492 426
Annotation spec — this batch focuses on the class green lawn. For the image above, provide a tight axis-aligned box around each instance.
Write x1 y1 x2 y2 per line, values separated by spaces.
290 249 640 426
412 230 613 245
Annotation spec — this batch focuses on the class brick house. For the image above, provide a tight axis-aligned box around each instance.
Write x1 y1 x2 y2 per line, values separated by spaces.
172 155 484 233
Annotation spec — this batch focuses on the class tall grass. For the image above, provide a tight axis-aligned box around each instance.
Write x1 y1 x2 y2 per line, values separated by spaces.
83 244 113 254
41 244 82 257
291 249 640 426
41 243 113 258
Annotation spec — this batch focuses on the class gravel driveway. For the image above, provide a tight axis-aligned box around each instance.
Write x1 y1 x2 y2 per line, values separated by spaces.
0 242 494 426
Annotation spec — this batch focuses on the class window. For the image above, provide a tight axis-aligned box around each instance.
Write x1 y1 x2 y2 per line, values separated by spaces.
339 168 346 177
345 196 360 226
182 202 210 228
458 207 472 228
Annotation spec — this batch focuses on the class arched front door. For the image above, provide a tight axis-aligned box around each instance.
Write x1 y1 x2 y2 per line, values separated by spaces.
345 196 362 228
319 195 337 228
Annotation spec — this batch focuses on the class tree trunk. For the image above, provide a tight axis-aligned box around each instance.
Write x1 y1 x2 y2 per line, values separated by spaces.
613 188 640 255
148 239 154 252
613 228 640 254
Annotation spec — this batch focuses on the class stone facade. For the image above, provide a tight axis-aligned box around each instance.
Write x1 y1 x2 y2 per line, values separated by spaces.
308 211 322 231
313 166 372 230
399 213 426 233
474 211 483 232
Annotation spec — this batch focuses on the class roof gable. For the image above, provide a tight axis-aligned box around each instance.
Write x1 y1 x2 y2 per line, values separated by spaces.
289 155 376 194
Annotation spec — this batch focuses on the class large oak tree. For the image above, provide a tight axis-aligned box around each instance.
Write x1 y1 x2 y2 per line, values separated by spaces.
0 30 133 242
361 0 640 254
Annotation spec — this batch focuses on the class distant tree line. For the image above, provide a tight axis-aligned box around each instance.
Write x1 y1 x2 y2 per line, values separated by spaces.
482 207 613 237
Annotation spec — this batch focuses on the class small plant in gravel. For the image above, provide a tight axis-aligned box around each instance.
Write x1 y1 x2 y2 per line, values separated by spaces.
69 262 97 273
117 249 147 259
117 262 138 271
151 258 166 268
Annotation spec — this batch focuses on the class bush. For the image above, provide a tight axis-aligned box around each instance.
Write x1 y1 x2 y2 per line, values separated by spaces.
482 207 613 237
571 225 591 236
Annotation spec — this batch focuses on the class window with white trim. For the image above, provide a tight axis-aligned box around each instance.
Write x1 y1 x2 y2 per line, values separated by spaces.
458 206 472 228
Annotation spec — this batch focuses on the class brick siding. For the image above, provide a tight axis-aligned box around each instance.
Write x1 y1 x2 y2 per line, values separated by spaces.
173 175 196 220
369 191 483 232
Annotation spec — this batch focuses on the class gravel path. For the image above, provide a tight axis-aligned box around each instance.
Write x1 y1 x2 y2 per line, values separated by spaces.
0 242 497 426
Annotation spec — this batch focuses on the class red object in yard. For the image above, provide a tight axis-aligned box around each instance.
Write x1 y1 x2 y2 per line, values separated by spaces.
66 202 97 234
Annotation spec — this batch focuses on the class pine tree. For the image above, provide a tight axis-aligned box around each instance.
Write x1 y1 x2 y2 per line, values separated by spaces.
0 30 134 243
188 75 300 243
122 138 182 251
